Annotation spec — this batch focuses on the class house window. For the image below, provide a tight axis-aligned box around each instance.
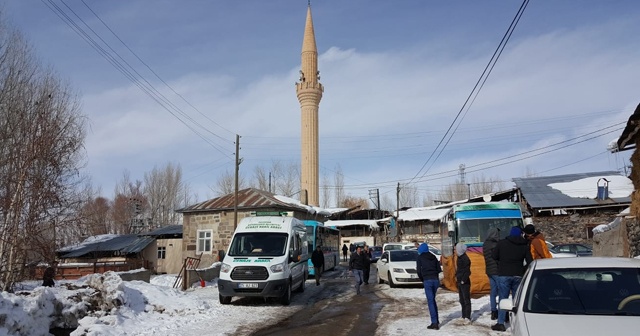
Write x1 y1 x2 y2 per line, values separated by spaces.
157 246 166 259
197 230 213 253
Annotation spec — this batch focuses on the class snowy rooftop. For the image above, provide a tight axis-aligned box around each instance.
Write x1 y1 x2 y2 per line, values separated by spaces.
513 171 633 209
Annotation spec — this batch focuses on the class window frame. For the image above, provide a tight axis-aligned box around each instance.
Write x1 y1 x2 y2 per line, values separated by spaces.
157 246 166 259
197 229 213 254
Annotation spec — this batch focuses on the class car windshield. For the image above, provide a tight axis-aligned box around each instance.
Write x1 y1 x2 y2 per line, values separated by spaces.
390 250 419 262
523 268 640 316
457 218 523 245
228 232 289 257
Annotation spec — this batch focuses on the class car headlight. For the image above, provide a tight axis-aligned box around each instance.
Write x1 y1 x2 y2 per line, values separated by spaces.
221 263 231 273
392 268 405 273
270 262 285 273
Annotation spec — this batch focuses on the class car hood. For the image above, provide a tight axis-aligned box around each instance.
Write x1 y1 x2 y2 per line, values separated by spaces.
523 313 638 334
389 261 417 270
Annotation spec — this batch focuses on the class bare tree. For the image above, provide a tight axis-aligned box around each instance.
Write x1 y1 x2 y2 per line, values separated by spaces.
0 20 87 290
112 172 147 234
143 162 189 227
334 164 345 207
470 174 506 196
320 172 331 208
211 169 247 197
340 195 370 209
253 165 269 191
399 184 420 208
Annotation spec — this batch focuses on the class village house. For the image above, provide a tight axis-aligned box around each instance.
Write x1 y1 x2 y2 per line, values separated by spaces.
176 188 330 268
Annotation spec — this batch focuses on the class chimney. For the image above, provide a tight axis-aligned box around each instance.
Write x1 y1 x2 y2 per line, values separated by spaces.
596 178 610 200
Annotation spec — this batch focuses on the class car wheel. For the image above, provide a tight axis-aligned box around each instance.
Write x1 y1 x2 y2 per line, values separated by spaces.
388 272 397 288
219 294 231 305
280 281 292 306
295 274 306 293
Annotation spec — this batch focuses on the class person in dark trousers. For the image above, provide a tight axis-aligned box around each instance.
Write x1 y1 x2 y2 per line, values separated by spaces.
483 228 500 320
456 243 472 324
491 226 532 332
349 245 366 294
311 245 325 286
417 243 442 330
342 244 349 262
362 245 372 284
42 266 55 287
349 243 355 253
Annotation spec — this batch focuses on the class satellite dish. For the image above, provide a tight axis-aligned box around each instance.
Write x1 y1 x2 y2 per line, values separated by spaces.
483 194 492 202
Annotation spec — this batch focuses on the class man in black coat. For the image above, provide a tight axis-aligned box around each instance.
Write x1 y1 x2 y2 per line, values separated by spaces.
349 246 367 294
311 245 325 286
491 226 532 332
362 245 372 284
483 228 500 320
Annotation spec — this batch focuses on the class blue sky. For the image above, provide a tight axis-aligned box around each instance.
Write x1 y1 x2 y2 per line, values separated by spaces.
3 0 639 205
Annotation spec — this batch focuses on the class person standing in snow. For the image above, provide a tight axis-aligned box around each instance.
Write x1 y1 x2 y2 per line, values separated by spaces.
456 243 472 324
42 265 55 287
342 244 349 262
491 226 532 332
311 245 325 286
523 224 553 259
483 228 500 320
349 245 366 294
416 242 442 330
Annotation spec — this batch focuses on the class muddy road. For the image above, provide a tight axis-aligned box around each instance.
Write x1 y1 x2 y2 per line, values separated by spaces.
230 262 439 336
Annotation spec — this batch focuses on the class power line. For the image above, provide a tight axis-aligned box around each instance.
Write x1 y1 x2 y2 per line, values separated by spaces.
79 0 236 140
42 0 233 158
409 0 530 184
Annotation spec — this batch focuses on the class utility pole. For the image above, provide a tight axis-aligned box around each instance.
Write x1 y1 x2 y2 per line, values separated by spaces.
234 134 242 230
396 182 401 242
368 188 380 219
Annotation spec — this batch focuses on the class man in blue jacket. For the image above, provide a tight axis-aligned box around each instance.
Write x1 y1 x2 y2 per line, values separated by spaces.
417 243 442 330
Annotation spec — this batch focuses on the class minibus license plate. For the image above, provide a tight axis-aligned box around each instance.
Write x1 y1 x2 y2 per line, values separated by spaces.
239 283 259 289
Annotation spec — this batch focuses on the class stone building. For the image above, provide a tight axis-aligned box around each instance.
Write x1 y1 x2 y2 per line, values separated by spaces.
513 171 632 247
610 102 640 257
176 188 329 268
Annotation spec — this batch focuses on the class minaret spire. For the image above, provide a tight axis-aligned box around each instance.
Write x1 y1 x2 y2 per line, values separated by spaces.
296 4 323 206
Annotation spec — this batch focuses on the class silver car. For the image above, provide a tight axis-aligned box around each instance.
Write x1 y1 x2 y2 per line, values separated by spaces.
500 257 640 335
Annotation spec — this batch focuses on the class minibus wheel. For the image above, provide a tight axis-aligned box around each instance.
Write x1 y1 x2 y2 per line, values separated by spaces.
295 274 306 293
219 294 231 305
280 281 292 305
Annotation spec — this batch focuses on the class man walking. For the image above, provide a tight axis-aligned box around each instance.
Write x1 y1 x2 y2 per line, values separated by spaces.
342 244 348 262
311 245 325 286
491 226 532 332
417 243 442 330
363 245 372 284
349 245 366 294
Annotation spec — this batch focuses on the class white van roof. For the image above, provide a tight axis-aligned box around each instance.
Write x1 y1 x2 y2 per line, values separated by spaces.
236 216 303 233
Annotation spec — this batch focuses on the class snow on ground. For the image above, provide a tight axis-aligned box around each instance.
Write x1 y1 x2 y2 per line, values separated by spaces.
1 272 509 336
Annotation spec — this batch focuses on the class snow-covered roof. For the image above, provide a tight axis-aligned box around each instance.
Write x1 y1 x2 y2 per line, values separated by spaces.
513 171 632 209
57 234 120 252
325 219 381 230
397 207 450 222
273 195 332 216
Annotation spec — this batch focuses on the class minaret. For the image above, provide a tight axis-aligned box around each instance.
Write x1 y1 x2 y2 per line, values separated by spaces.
296 4 323 206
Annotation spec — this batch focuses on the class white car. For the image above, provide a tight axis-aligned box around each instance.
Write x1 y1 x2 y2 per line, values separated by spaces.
382 242 415 252
376 249 421 287
499 257 640 335
546 241 576 258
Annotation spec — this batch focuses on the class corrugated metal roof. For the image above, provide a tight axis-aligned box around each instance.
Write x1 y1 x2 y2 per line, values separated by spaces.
60 234 154 258
143 225 183 237
120 236 155 254
176 188 311 213
616 102 640 152
513 171 631 209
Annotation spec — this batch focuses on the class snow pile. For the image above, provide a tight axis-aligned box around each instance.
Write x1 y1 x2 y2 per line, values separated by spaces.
592 217 621 234
548 175 633 199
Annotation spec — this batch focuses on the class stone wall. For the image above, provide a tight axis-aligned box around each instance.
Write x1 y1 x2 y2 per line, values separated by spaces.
182 210 250 267
530 212 620 245
626 217 640 257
